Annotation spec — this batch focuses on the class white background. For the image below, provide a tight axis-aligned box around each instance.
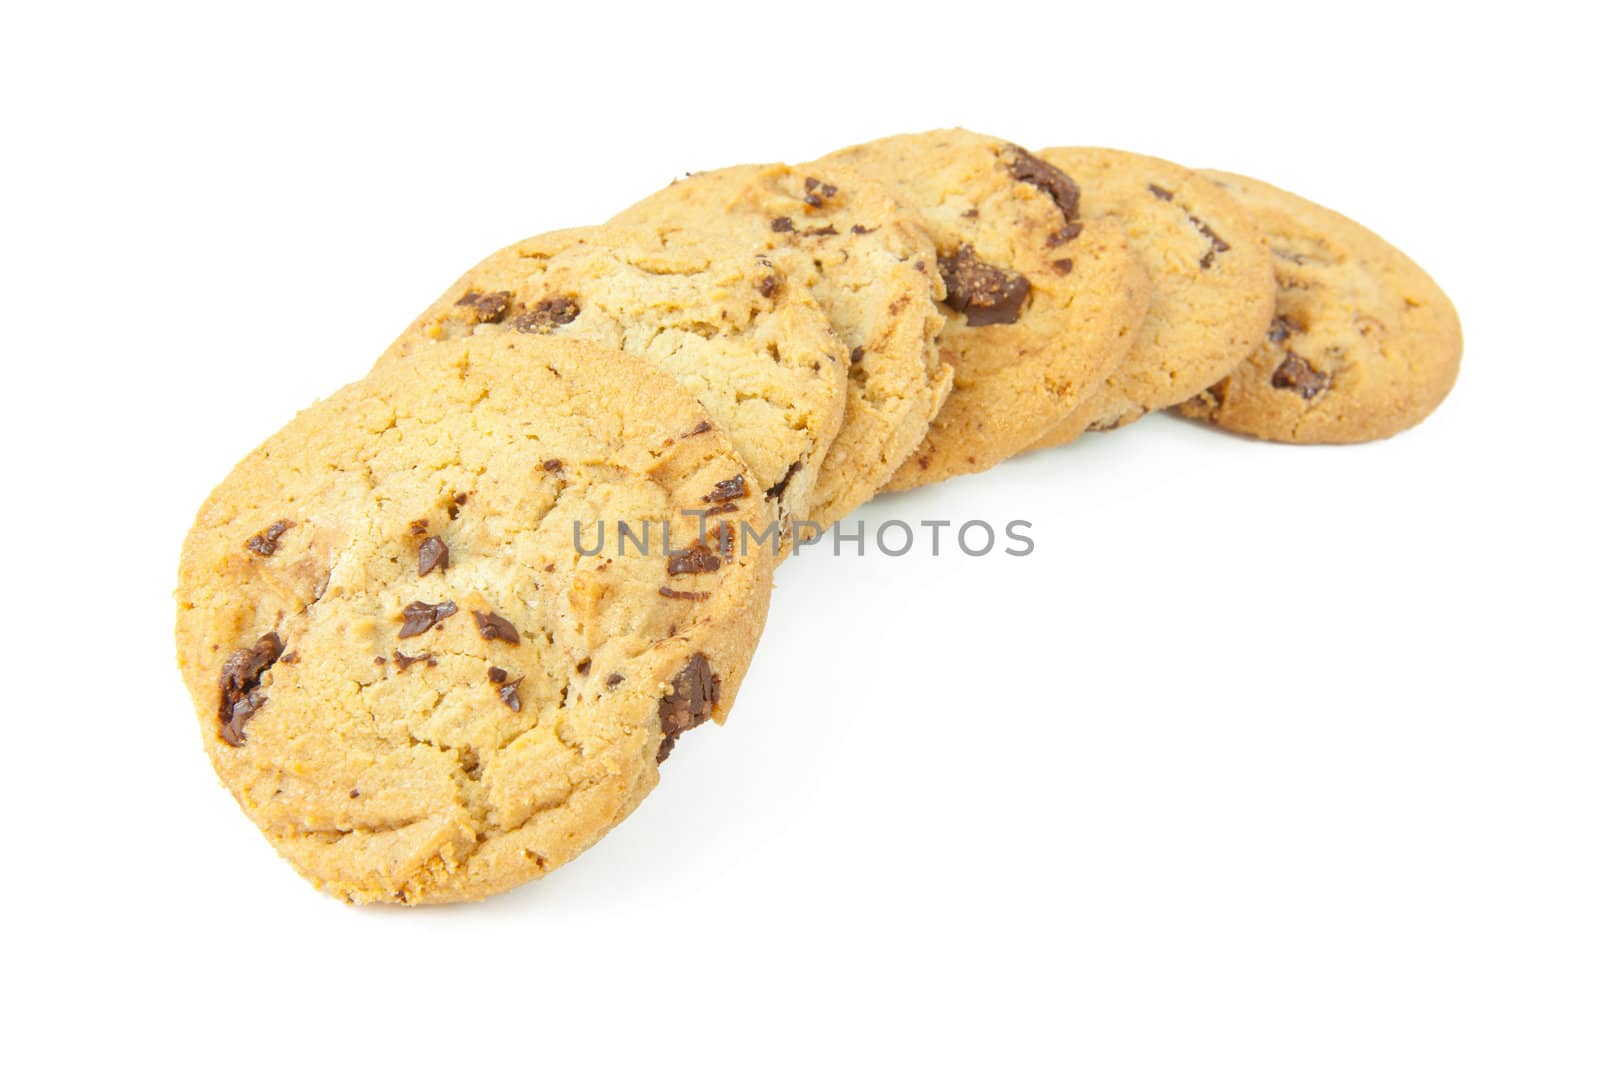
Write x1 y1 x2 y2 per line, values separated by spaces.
3 3 1595 1063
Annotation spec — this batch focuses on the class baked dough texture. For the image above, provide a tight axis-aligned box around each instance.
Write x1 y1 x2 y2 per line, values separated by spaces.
1030 147 1275 448
1175 170 1462 443
613 161 952 527
381 224 848 534
821 129 1150 488
176 334 773 903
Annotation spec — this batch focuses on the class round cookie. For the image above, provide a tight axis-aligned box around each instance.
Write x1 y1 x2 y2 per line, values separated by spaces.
1028 147 1275 449
176 334 775 904
611 161 953 529
1175 170 1462 443
820 129 1150 490
380 224 849 539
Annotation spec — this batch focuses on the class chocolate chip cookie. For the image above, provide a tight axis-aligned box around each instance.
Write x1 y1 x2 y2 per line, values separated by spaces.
1028 147 1276 449
611 162 953 529
1175 171 1462 443
176 334 774 904
820 129 1150 489
381 224 849 537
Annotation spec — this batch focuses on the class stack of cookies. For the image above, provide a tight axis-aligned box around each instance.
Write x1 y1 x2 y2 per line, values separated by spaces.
175 129 1462 904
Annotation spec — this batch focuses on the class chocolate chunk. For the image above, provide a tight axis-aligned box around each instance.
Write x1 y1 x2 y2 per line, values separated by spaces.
217 632 283 747
850 223 873 235
1271 352 1331 399
765 460 802 501
455 290 513 324
1051 258 1073 275
1148 183 1175 201
682 421 712 437
486 670 521 711
658 586 711 601
408 518 429 536
656 653 720 762
245 520 294 557
1006 146 1080 222
511 295 580 334
473 610 521 644
938 245 1030 326
1267 315 1299 344
1190 215 1231 269
418 536 448 577
542 459 563 473
392 649 435 671
704 474 748 503
802 177 838 206
703 501 738 517
1047 221 1083 247
667 540 723 575
770 216 794 232
850 346 864 364
398 600 457 638
801 224 838 237
605 673 624 688
756 272 779 298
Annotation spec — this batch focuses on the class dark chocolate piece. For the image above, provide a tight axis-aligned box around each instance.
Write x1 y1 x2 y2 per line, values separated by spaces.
938 245 1030 326
217 632 284 746
704 474 748 503
511 295 580 333
392 649 436 671
473 610 521 644
667 540 722 575
455 290 513 324
802 177 838 206
1271 353 1331 399
418 536 449 577
245 520 294 557
655 654 720 762
1007 146 1080 222
398 600 457 638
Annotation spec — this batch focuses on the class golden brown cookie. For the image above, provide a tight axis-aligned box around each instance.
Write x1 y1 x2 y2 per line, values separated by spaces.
820 129 1150 489
176 334 774 904
1175 170 1462 443
1029 147 1275 449
380 224 849 538
612 162 952 528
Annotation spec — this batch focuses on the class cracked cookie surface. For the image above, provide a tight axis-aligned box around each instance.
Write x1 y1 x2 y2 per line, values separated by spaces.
176 334 774 904
1029 147 1276 448
1175 170 1462 443
612 161 953 529
820 129 1150 489
380 224 849 538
